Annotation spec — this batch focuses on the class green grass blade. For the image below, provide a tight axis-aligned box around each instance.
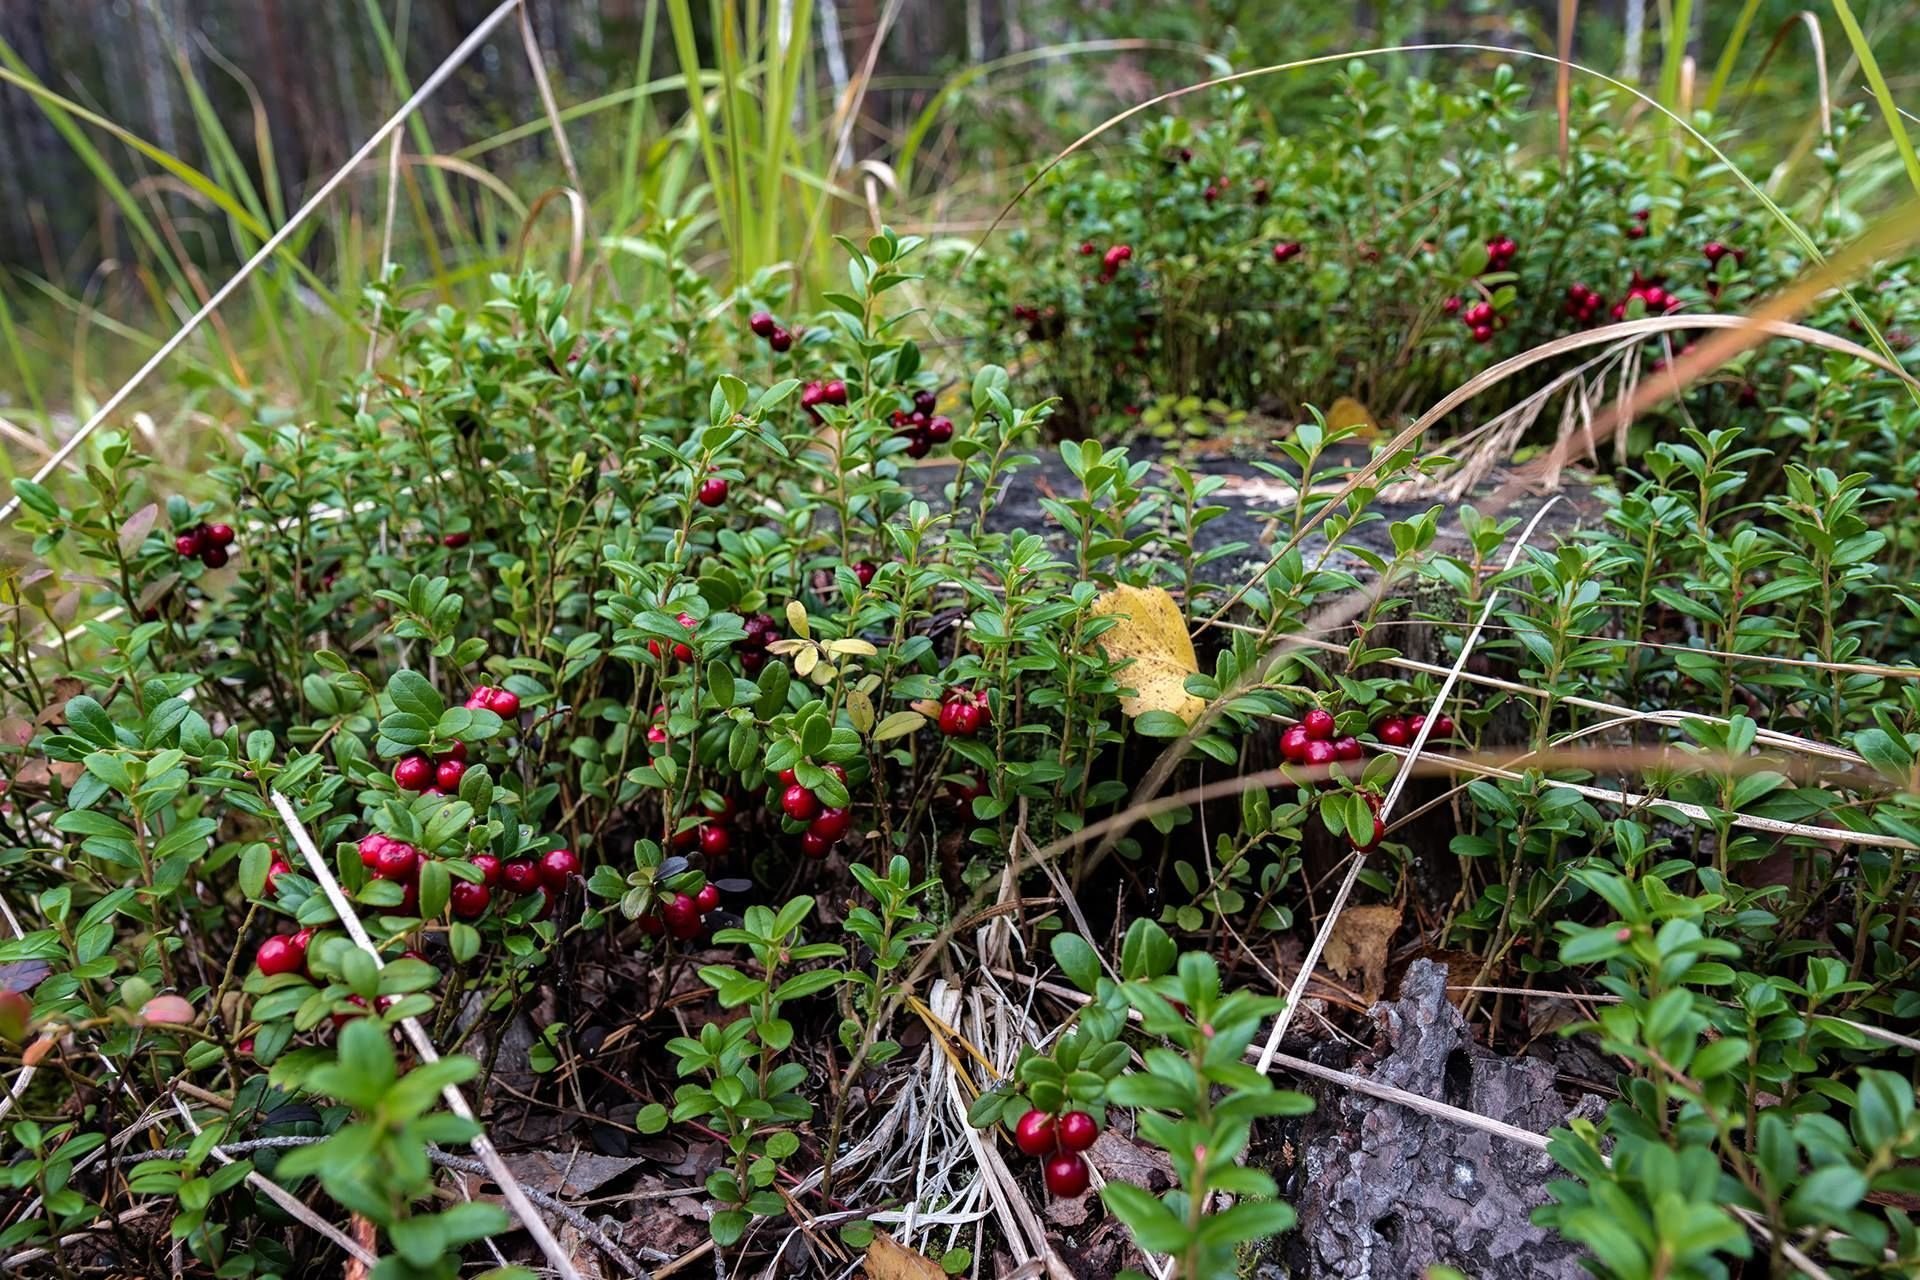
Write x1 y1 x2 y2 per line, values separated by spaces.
1831 0 1920 198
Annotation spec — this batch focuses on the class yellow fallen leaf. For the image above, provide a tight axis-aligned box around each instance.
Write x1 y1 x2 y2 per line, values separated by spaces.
1089 583 1205 725
1326 395 1379 436
864 1231 945 1280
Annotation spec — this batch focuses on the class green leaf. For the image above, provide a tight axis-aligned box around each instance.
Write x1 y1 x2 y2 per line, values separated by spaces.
1133 710 1190 738
387 669 445 722
1101 1182 1188 1253
12 478 60 519
1051 933 1102 994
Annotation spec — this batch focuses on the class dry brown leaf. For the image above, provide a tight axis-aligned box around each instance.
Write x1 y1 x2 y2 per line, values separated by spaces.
1089 584 1204 725
864 1231 946 1279
1321 904 1402 1002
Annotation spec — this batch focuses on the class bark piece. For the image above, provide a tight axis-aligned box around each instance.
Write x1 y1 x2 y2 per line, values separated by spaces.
1281 959 1605 1279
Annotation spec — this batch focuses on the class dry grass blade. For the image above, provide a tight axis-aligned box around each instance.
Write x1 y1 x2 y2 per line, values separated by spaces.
516 4 582 194
0 0 524 528
1255 497 1562 1070
1517 203 1920 489
1275 632 1866 766
514 186 590 286
269 789 586 1280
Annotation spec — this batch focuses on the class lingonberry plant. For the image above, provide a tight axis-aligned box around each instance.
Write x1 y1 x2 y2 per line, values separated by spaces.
5 48 1920 1277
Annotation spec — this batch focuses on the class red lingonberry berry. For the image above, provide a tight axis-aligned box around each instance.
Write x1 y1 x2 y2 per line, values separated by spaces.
442 531 470 549
697 476 729 507
782 784 821 822
749 311 777 338
1354 814 1387 852
1272 241 1302 263
174 532 202 557
768 327 793 352
450 880 491 919
538 847 581 890
1441 295 1462 314
207 523 236 547
264 859 292 895
435 758 466 791
501 860 541 895
1013 1110 1056 1156
1302 708 1335 740
1057 1111 1099 1152
695 883 721 914
373 841 419 883
470 853 502 887
824 380 848 405
1332 736 1363 762
913 389 937 414
698 824 732 857
809 807 852 841
393 756 434 791
1044 1153 1090 1198
924 416 953 444
853 560 877 587
201 546 230 569
662 892 702 938
1280 724 1311 764
1304 739 1336 767
359 833 390 869
1377 717 1411 747
1432 714 1456 738
800 831 832 858
255 935 303 977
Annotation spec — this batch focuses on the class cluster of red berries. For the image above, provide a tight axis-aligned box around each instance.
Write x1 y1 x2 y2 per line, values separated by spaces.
799 378 849 420
1013 1108 1098 1198
1564 283 1608 325
674 794 737 859
650 613 700 663
937 687 991 737
1279 706 1362 768
748 310 794 353
1626 208 1651 240
1612 271 1682 320
890 390 952 459
1096 243 1133 283
1010 302 1063 340
777 764 855 858
1372 711 1456 747
464 685 522 717
174 522 236 569
734 611 780 676
1456 298 1500 344
641 882 723 940
358 831 579 921
1483 235 1519 272
392 741 469 797
1271 241 1302 264
255 927 316 977
1202 175 1231 203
